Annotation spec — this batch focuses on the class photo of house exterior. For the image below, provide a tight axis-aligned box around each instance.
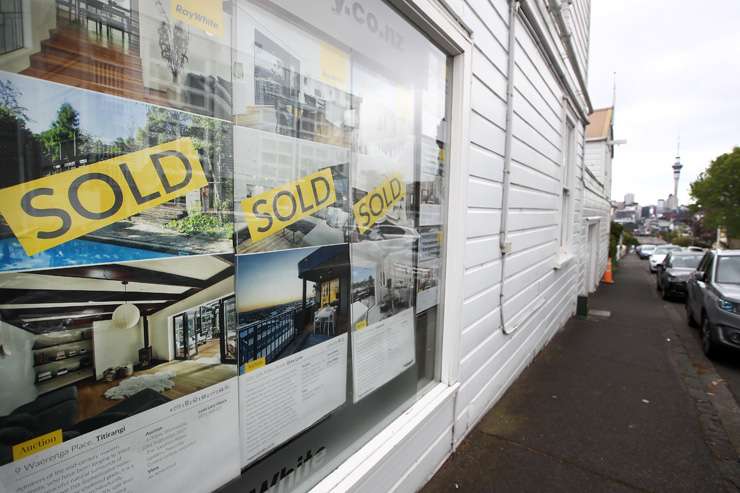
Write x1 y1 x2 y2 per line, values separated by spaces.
0 0 612 492
0 72 234 272
236 244 350 368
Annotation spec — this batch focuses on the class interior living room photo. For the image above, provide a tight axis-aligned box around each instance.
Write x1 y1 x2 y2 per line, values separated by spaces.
0 253 237 465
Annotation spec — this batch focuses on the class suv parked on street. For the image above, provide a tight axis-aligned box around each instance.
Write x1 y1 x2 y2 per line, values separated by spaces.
656 251 704 300
686 250 740 358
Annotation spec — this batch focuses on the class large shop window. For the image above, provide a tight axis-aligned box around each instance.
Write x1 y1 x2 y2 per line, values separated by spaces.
0 1 450 492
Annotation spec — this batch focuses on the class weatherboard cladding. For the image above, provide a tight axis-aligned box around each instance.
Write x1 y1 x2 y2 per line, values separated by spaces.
318 0 598 489
454 0 594 447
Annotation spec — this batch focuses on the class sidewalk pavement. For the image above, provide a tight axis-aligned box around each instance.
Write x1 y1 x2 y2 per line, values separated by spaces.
422 254 740 492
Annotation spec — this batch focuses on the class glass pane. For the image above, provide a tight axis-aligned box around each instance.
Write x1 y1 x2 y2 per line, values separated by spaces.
229 1 450 491
174 313 186 359
187 310 197 355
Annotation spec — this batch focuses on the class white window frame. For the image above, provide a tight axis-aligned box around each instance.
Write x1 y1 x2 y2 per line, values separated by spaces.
311 0 472 490
556 101 577 268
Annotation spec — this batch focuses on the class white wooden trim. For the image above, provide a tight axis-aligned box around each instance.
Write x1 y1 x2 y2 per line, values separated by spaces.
439 23 472 387
311 382 458 492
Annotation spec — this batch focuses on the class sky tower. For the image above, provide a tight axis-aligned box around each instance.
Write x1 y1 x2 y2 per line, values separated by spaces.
672 140 683 207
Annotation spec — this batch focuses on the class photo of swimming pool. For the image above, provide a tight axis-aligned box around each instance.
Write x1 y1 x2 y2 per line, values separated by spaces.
0 237 176 272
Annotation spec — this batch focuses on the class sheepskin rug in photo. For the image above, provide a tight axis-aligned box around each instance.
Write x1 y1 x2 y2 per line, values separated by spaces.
104 371 176 400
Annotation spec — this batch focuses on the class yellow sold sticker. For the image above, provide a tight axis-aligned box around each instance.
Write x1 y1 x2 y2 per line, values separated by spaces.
353 174 406 234
171 0 224 38
0 138 207 257
355 319 368 330
244 357 266 373
12 429 63 461
240 168 336 243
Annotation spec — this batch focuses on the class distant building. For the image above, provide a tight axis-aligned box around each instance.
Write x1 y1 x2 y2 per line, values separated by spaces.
584 106 616 290
624 193 635 205
666 193 678 211
672 148 683 206
614 203 640 226
657 199 666 213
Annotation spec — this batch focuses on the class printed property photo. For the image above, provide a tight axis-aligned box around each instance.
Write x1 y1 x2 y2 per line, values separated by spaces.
350 239 415 329
236 244 350 368
0 254 237 466
0 72 234 273
233 126 352 254
0 0 233 119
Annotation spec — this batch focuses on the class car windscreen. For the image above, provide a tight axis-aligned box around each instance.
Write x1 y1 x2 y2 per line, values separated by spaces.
670 255 702 268
716 256 740 284
654 246 672 254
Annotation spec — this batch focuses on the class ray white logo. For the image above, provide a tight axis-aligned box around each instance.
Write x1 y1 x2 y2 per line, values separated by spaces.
331 0 403 50
248 446 327 493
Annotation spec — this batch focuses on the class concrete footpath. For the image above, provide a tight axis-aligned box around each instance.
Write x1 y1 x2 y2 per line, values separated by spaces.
422 254 740 492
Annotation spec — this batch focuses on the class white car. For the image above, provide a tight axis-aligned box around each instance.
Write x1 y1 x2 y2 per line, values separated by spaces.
649 245 683 273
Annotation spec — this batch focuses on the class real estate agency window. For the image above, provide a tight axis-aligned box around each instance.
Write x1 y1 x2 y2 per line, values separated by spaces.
228 0 451 491
560 114 576 255
0 0 450 491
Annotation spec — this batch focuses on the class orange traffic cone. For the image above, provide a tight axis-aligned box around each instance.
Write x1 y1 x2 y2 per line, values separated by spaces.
601 258 614 284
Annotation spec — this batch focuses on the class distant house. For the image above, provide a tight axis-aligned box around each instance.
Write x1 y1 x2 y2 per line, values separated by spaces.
581 107 616 292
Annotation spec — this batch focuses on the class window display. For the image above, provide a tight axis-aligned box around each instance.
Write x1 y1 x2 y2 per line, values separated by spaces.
229 0 450 491
0 0 451 492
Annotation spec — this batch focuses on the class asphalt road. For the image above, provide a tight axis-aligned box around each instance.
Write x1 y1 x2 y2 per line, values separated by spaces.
640 255 740 408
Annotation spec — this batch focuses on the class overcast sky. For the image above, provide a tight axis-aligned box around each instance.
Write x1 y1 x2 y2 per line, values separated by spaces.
587 0 740 207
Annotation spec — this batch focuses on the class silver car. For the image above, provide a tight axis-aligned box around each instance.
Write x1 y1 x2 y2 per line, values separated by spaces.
686 250 740 358
648 245 682 273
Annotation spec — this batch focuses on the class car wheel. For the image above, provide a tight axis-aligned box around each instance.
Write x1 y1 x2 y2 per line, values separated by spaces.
701 318 718 359
686 302 698 328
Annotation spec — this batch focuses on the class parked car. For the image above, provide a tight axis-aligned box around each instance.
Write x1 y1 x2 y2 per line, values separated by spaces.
656 251 704 300
648 245 683 273
637 244 656 259
685 246 705 253
686 250 740 358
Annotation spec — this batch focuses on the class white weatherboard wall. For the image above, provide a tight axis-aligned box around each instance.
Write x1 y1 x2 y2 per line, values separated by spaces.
452 0 593 444
320 0 597 491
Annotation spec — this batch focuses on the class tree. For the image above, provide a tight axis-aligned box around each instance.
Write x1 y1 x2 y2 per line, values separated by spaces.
0 79 29 122
40 103 85 160
690 147 740 238
0 80 44 187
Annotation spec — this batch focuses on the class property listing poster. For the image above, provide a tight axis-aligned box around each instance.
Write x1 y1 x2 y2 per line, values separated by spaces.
0 379 240 493
350 239 416 403
0 0 234 120
230 2 355 254
0 28 243 489
0 252 242 492
235 245 350 466
0 73 234 273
